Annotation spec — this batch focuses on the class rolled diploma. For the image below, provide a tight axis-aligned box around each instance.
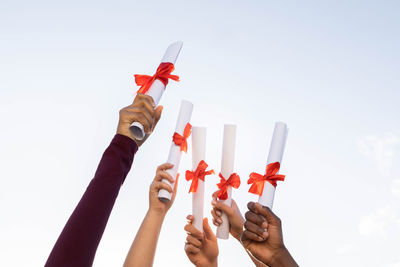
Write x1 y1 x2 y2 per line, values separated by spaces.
130 41 184 140
216 124 236 239
258 122 288 209
191 127 206 232
158 100 193 202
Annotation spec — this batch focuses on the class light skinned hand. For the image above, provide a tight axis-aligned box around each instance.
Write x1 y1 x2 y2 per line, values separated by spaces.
148 163 178 216
241 202 298 267
211 191 244 240
184 215 218 267
117 93 163 146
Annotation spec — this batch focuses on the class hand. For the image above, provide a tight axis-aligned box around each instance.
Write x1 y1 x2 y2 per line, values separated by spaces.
117 93 163 146
211 191 244 240
241 202 298 267
148 163 178 216
184 216 218 267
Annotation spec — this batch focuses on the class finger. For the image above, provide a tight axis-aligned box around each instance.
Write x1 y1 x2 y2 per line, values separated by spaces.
153 105 163 130
152 181 173 193
212 218 220 227
137 98 155 118
186 235 203 248
212 190 219 200
245 211 267 228
156 163 174 172
244 220 268 239
155 170 174 183
171 173 179 202
184 243 200 254
134 93 155 108
212 200 234 217
242 229 266 242
211 209 222 225
184 223 203 240
186 214 194 222
254 203 282 227
203 218 217 241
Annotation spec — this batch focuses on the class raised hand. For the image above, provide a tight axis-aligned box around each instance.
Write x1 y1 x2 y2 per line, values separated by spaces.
241 202 298 267
117 93 163 146
184 215 218 267
210 191 244 240
149 163 178 215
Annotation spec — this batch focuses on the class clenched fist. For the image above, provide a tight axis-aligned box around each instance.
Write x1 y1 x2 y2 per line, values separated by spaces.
117 94 163 146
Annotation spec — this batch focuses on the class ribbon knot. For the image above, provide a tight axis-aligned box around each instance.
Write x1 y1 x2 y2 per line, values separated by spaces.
217 173 241 200
134 62 180 94
247 162 285 196
173 123 192 153
185 160 214 193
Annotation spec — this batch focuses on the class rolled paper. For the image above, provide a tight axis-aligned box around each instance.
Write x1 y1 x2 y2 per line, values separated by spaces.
190 127 207 231
258 122 288 208
158 100 193 202
130 41 183 140
216 124 237 239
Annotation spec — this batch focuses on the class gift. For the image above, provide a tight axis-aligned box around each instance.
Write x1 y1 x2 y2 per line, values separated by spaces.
158 100 193 202
248 122 288 208
185 127 214 231
130 41 183 140
216 124 240 239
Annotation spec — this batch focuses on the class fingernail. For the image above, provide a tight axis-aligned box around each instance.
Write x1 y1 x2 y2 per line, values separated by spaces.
262 231 268 238
217 218 222 224
211 200 217 206
258 236 263 241
261 222 268 228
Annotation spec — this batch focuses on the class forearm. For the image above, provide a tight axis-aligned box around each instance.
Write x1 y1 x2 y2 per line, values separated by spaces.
46 134 137 267
124 210 166 267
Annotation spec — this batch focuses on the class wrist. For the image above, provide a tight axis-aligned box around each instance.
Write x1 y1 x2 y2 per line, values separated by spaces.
197 260 217 267
147 209 167 220
268 246 297 267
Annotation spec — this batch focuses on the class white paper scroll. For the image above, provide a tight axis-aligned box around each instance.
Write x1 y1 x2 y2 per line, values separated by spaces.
216 124 237 239
191 127 206 232
258 122 288 209
130 41 184 140
158 100 193 202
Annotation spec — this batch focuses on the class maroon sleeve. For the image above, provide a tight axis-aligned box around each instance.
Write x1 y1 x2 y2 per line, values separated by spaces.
45 134 138 267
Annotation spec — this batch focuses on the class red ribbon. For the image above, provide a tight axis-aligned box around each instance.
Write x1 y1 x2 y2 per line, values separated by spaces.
217 173 241 200
247 162 285 196
134 62 179 94
185 160 214 193
173 123 192 153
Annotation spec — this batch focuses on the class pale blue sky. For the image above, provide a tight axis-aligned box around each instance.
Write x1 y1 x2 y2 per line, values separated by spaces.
1 0 399 266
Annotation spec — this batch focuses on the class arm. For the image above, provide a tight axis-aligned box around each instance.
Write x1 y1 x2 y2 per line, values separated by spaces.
123 163 178 267
241 202 298 267
210 191 266 267
184 216 218 267
45 94 162 267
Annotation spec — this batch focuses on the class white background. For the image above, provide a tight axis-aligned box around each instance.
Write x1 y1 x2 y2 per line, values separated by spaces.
1 0 399 266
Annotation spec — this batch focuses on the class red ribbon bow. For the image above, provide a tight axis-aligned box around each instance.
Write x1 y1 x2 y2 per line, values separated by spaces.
134 62 180 94
247 162 285 196
173 123 192 153
217 173 241 200
185 160 214 193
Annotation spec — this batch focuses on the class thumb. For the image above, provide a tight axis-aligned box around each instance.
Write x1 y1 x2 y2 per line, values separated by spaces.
203 218 216 241
153 105 163 129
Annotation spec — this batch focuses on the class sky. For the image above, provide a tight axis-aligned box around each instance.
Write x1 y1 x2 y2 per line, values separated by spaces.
0 0 399 266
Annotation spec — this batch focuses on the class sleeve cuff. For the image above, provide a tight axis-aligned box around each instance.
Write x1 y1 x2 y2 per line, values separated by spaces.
111 134 139 156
